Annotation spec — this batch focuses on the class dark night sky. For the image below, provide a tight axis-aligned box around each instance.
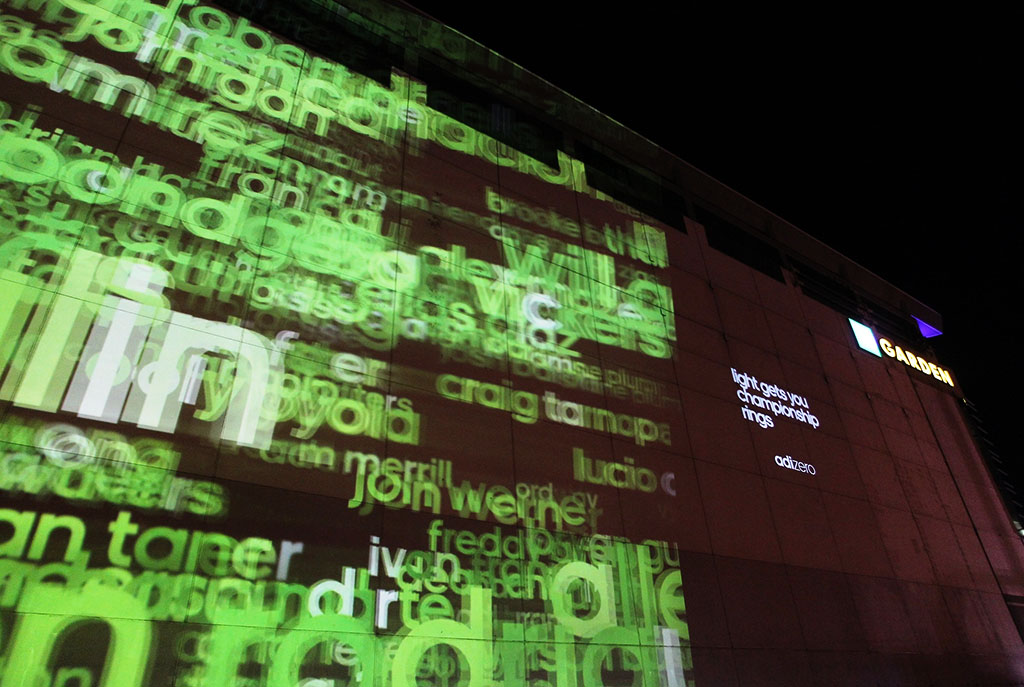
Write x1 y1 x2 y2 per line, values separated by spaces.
409 4 1022 504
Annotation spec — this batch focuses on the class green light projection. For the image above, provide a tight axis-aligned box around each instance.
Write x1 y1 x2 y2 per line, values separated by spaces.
0 0 692 684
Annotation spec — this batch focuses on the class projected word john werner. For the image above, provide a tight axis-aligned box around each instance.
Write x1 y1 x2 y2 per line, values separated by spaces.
347 459 601 531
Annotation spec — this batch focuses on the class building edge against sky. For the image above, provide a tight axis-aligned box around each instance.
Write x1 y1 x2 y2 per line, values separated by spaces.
0 0 1022 684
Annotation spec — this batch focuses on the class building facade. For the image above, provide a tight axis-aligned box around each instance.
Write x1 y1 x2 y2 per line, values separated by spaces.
0 0 1022 684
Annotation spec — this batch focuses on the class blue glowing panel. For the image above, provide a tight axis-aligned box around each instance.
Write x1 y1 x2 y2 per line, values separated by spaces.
914 316 943 338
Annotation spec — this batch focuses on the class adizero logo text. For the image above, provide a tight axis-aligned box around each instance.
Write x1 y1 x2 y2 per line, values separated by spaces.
774 454 816 475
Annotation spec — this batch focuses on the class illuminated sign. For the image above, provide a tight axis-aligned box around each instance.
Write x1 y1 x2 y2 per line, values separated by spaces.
849 319 954 386
879 338 954 386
